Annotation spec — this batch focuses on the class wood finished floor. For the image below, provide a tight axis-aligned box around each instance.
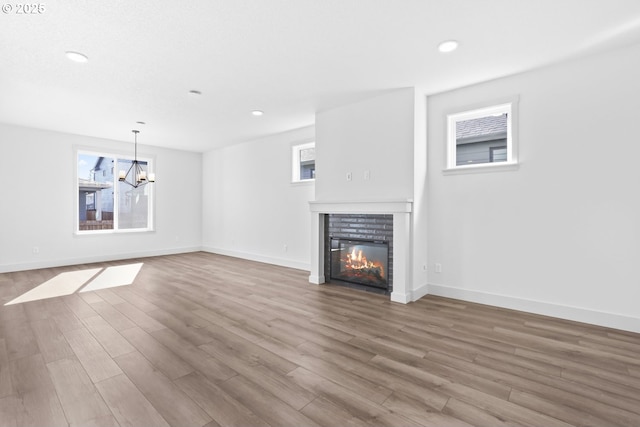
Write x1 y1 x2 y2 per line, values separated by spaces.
1 252 640 427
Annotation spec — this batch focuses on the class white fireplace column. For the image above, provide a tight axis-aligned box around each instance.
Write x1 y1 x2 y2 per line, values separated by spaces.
309 200 413 304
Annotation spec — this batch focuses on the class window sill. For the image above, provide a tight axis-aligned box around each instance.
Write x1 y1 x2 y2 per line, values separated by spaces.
75 228 155 236
443 162 519 175
291 179 315 185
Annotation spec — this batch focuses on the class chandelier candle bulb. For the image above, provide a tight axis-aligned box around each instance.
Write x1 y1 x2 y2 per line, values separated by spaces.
118 170 126 181
148 173 155 182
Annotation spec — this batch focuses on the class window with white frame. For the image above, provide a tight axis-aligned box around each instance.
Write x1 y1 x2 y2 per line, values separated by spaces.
292 142 315 182
77 150 154 233
446 99 518 171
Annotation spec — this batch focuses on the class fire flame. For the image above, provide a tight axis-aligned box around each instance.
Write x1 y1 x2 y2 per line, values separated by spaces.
345 247 384 276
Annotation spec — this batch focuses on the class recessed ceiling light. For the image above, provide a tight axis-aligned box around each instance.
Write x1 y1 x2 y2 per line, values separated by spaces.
188 90 202 96
251 110 264 116
65 51 88 63
438 40 459 53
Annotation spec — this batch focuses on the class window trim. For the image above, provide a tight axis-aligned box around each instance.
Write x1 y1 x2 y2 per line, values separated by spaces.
291 140 316 184
75 147 156 235
444 96 519 175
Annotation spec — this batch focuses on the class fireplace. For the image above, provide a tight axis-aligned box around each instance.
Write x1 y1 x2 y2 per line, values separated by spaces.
309 200 412 303
330 237 389 290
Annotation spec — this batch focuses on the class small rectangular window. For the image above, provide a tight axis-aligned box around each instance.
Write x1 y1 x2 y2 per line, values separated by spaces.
86 193 95 210
292 142 315 183
446 99 518 172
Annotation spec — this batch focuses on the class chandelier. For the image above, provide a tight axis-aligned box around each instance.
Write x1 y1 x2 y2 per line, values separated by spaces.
118 130 155 188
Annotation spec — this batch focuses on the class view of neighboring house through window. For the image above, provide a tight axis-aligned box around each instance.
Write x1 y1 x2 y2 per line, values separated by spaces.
490 146 507 162
455 114 507 165
77 152 153 233
446 100 518 170
292 141 315 182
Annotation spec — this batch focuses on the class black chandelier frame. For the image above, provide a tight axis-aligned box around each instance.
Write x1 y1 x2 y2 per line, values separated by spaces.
119 130 155 189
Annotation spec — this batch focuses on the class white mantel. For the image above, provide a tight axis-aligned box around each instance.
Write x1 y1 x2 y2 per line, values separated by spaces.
309 199 413 304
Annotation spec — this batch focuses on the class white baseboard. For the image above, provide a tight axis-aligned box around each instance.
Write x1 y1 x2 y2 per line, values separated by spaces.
0 247 202 274
428 283 640 334
308 275 325 284
390 291 411 304
411 282 430 302
201 246 310 272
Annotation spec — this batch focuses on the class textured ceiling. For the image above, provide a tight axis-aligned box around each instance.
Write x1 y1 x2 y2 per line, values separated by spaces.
2 0 640 152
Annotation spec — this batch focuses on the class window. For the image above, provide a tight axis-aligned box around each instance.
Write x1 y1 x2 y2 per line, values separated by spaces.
77 151 154 233
292 141 315 182
446 98 518 172
490 146 507 163
85 193 95 210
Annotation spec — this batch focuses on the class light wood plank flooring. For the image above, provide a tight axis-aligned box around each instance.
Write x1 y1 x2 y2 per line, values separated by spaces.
1 252 640 426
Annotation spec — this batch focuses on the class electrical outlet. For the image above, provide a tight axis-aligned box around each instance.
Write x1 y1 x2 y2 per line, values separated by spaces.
364 170 370 180
33 247 40 254
284 244 288 252
346 172 352 181
435 263 442 273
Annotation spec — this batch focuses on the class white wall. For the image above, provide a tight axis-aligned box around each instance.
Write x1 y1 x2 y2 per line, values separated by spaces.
202 126 314 270
0 123 203 272
315 88 415 202
412 91 428 299
427 43 640 332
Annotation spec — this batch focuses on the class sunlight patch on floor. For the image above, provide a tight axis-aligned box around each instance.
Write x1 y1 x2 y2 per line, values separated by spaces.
5 268 102 305
80 263 143 292
4 263 144 306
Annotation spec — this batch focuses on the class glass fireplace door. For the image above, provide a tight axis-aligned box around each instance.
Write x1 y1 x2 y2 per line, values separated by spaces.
330 238 389 289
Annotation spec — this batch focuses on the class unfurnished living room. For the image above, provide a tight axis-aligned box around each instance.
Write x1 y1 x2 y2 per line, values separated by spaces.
1 1 640 426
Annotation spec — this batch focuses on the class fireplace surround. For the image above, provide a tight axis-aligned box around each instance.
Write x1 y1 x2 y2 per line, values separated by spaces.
309 200 413 303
